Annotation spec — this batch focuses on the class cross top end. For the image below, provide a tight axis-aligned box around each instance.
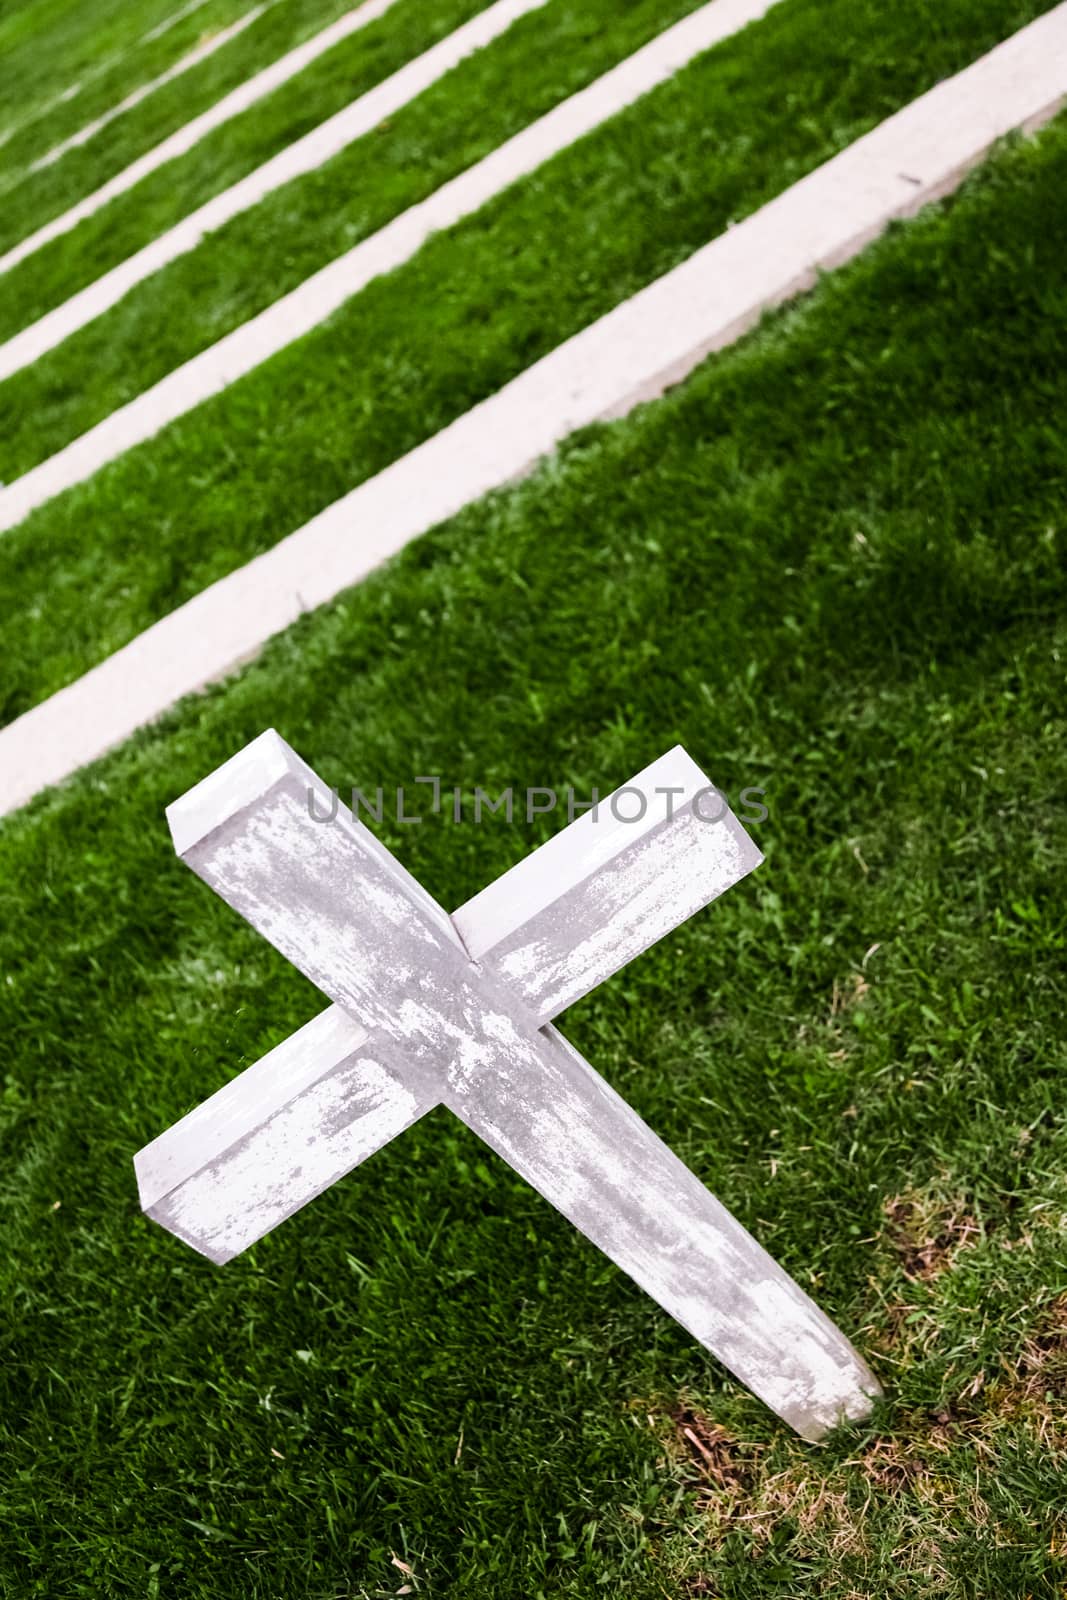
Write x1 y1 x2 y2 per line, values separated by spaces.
166 728 292 857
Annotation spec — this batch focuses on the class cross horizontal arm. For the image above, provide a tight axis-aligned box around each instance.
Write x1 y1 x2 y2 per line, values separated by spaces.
454 746 762 1024
134 1005 435 1263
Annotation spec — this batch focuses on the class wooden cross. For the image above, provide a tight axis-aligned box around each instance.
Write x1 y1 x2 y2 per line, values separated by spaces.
135 731 880 1439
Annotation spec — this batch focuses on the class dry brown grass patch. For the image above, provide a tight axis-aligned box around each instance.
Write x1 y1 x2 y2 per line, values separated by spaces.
829 971 871 1018
731 1462 872 1558
979 1293 1067 1449
668 1406 757 1497
882 1190 981 1282
1015 1292 1067 1396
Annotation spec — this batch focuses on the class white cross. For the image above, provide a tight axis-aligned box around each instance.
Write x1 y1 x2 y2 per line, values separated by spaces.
135 730 880 1439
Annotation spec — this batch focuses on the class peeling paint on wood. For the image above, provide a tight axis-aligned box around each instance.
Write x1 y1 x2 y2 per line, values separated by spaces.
136 730 881 1439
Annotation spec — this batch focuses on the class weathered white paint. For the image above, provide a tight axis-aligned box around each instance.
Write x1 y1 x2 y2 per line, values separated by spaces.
456 747 718 955
138 730 880 1439
0 0 778 397
455 747 763 1024
0 0 400 277
145 744 760 1249
135 1001 441 1258
28 5 270 174
0 10 1064 823
136 1002 372 1211
142 1038 435 1260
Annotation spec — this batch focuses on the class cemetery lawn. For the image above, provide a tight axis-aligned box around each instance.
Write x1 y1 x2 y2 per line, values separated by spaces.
0 0 1058 725
0 0 263 182
1 111 1066 1600
0 0 240 161
0 0 491 312
0 0 385 256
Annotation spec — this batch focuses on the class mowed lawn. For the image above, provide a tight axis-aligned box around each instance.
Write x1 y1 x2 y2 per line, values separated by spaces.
0 0 1058 728
0 0 491 326
0 0 383 252
1 109 1065 1596
0 0 240 164
0 0 1055 461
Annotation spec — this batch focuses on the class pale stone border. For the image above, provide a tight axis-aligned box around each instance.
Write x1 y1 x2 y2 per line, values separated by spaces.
0 0 399 276
28 4 270 173
0 0 786 496
0 5 1065 820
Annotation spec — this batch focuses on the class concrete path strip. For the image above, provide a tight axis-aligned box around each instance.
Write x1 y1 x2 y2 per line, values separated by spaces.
0 0 399 276
0 4 1065 820
0 0 787 496
28 5 271 173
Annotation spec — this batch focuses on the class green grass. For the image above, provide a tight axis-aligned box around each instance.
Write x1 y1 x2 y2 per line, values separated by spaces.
0 0 225 146
0 0 1057 729
0 0 269 182
1 113 1066 1598
0 0 688 345
0 0 415 257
